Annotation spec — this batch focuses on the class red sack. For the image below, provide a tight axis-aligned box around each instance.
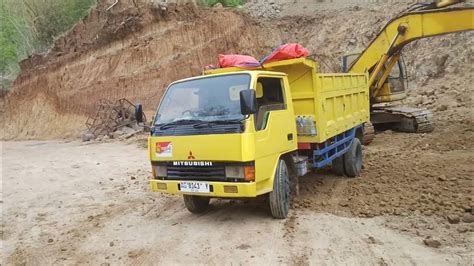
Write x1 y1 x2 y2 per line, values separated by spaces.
261 43 309 64
218 54 260 68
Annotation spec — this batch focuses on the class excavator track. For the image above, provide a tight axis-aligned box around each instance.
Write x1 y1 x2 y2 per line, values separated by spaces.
372 106 434 133
409 109 434 133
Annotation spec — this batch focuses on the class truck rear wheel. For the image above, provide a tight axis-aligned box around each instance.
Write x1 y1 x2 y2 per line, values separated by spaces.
183 195 210 214
331 156 345 176
343 138 363 177
269 159 290 219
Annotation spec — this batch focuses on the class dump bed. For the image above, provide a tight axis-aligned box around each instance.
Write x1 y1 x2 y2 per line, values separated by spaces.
205 58 369 143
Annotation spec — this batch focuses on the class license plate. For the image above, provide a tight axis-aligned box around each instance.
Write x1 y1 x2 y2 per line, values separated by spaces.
179 181 210 193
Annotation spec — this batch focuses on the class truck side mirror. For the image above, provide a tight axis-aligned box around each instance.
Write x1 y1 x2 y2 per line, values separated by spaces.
240 90 257 115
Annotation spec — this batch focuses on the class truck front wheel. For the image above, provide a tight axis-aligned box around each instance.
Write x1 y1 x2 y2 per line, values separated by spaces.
343 138 363 177
269 159 290 219
183 195 210 213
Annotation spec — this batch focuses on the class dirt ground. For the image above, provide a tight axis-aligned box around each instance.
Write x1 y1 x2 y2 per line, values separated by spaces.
1 136 472 265
1 0 473 264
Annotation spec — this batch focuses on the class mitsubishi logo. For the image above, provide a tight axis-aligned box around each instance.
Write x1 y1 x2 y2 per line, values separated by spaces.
187 151 195 160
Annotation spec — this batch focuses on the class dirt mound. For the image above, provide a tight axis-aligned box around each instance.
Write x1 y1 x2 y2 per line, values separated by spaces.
3 1 279 139
292 123 473 247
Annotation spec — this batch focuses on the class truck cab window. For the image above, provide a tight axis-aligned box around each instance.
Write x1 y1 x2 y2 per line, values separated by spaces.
255 77 286 131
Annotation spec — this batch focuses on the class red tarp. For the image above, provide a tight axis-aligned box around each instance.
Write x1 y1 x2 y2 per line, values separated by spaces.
218 54 260 68
261 43 309 64
205 43 309 70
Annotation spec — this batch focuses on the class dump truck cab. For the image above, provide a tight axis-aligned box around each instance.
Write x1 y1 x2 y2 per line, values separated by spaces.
149 58 369 218
149 70 297 198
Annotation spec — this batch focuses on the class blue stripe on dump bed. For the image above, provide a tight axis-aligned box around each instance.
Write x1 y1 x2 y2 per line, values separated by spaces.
312 126 361 168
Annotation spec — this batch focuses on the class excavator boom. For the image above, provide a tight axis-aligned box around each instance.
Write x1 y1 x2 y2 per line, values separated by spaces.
349 6 473 76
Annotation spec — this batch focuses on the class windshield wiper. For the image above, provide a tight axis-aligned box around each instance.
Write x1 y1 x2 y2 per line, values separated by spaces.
193 119 244 128
156 119 203 130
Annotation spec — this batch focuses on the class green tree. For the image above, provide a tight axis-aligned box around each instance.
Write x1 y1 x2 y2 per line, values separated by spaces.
0 2 18 73
0 0 96 89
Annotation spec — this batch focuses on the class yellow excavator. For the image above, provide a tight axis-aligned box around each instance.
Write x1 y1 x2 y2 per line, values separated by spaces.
341 0 473 144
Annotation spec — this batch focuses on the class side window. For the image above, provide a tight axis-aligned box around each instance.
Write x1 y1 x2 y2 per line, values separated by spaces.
255 77 286 131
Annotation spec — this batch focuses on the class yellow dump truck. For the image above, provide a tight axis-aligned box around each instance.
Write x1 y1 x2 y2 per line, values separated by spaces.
148 58 369 218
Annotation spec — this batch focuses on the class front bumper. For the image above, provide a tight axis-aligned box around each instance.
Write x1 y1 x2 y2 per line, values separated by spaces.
150 179 258 198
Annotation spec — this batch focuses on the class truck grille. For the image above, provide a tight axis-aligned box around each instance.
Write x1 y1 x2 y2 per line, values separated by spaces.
166 166 226 181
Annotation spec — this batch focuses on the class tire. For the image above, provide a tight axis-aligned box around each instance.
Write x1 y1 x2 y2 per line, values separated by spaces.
269 159 290 219
331 156 345 176
343 138 363 177
183 195 210 214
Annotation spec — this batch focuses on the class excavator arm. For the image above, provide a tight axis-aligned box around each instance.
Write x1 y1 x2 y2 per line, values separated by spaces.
345 1 473 140
348 5 473 96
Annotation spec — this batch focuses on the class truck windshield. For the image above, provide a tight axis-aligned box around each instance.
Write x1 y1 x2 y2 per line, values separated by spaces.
155 74 251 125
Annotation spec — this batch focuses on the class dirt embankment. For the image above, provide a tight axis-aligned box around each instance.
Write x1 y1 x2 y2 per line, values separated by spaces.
4 1 472 139
2 1 278 139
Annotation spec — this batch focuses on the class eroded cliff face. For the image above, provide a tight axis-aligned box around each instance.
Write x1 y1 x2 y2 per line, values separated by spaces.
3 1 280 139
3 0 472 139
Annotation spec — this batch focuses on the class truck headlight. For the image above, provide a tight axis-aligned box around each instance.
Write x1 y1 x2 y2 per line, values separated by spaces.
225 166 244 179
152 165 167 177
225 166 255 181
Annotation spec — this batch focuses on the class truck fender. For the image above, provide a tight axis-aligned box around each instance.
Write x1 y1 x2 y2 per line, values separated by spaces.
280 152 299 196
355 126 364 143
280 152 297 177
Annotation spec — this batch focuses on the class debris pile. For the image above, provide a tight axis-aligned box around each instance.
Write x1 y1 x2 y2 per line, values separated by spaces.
82 98 146 141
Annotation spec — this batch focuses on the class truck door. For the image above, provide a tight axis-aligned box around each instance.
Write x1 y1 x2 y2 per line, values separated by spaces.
253 76 297 184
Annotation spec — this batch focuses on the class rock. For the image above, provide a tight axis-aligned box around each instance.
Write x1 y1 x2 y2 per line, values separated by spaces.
130 122 141 131
109 241 114 247
420 95 429 105
112 130 124 139
434 54 449 67
423 237 441 248
425 89 435 97
120 130 141 140
413 95 423 105
457 226 469 233
446 215 461 224
438 175 447 181
436 105 448 112
213 3 223 9
48 238 54 243
82 133 94 142
461 213 474 223
123 126 137 134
